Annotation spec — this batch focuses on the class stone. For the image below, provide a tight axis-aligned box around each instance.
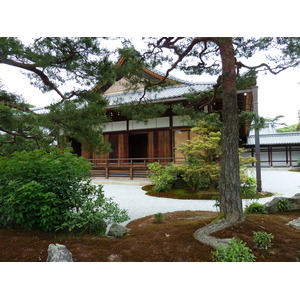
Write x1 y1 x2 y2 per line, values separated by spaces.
46 243 73 262
107 254 122 262
265 193 300 213
107 224 131 238
288 218 300 230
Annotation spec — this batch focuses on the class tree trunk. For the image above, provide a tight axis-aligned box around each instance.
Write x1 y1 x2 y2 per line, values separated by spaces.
218 38 244 223
193 38 244 249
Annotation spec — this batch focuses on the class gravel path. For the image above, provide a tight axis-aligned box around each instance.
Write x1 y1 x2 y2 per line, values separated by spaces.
92 168 300 225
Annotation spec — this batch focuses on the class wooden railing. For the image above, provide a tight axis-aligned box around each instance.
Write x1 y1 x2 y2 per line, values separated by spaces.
88 157 185 180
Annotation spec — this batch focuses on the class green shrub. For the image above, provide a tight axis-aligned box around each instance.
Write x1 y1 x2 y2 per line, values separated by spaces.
253 231 274 249
276 198 291 212
0 148 129 233
244 202 268 214
241 177 258 200
57 183 129 235
180 161 214 191
0 180 59 231
212 238 256 262
148 162 179 193
154 212 164 223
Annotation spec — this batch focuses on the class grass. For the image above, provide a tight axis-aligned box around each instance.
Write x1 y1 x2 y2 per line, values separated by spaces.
0 209 299 262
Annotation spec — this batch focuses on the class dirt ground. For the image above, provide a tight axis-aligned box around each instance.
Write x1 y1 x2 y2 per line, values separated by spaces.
0 209 299 262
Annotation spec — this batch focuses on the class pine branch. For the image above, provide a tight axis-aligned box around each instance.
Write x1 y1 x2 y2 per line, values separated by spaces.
0 57 65 99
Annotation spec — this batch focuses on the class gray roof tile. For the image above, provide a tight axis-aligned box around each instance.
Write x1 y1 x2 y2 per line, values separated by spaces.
105 82 215 107
248 132 300 145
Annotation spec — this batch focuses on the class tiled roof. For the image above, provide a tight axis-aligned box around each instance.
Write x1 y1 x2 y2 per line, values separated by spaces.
105 82 215 108
31 82 215 113
248 132 300 145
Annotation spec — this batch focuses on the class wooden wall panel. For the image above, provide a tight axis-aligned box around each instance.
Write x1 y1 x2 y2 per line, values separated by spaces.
109 133 119 159
174 130 189 160
158 130 171 158
118 133 129 158
148 132 154 160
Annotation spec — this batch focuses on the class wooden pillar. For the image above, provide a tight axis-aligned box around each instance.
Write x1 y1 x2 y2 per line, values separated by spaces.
252 86 262 192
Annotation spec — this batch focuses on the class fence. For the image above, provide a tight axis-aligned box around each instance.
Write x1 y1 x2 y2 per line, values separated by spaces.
89 157 185 179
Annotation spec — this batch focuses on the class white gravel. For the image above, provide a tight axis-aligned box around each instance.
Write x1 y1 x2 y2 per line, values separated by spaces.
92 168 300 225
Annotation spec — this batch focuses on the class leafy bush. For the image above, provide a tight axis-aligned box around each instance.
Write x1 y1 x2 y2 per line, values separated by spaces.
154 212 164 223
148 121 258 195
244 202 268 214
58 183 129 235
276 198 291 212
253 231 274 249
212 238 256 262
241 177 258 200
0 148 129 233
148 162 179 192
0 180 59 232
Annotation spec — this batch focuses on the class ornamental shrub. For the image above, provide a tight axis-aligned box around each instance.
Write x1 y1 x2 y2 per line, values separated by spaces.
148 162 179 192
0 148 129 233
212 238 256 262
244 202 268 214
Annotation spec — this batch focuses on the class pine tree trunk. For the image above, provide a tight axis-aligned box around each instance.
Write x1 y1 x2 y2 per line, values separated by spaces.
218 38 244 222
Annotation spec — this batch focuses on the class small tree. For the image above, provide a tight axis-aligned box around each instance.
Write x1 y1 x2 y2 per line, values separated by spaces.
177 120 221 191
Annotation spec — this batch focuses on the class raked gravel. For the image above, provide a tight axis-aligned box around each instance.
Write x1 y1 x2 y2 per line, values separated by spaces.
92 168 300 226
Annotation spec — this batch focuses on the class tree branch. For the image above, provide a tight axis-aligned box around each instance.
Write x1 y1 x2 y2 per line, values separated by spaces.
139 37 212 102
0 57 65 99
0 127 40 140
1 100 34 113
236 60 295 75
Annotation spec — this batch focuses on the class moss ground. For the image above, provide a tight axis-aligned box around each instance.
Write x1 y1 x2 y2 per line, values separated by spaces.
0 209 299 262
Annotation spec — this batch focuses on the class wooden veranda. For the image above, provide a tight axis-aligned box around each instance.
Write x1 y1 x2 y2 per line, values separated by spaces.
89 157 185 180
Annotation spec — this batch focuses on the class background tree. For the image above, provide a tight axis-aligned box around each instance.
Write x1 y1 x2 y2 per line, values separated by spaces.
0 37 121 155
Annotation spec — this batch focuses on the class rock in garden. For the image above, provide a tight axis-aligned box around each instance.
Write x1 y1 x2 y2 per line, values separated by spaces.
288 218 300 230
46 243 73 262
265 193 300 213
107 224 131 238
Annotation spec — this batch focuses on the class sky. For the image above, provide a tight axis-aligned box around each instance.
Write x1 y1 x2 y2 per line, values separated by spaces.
0 40 299 127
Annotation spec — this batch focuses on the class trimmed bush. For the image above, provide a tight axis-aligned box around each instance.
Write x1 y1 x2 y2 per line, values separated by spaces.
0 148 129 233
148 162 179 193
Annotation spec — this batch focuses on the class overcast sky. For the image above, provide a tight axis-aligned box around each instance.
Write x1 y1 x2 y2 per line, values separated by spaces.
1 45 299 127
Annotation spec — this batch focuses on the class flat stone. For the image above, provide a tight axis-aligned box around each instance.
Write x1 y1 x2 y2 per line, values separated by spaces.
107 224 131 238
288 218 300 230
